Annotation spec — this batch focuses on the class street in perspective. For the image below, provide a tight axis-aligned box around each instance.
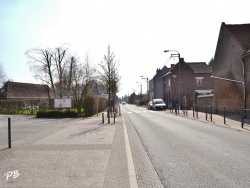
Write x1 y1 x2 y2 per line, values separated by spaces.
0 104 250 187
1 1 250 188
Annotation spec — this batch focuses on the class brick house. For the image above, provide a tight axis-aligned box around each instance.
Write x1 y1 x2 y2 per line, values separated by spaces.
163 58 213 109
212 22 250 112
149 66 169 101
0 81 54 109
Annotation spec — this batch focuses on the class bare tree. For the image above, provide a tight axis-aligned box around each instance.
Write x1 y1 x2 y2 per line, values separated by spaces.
26 46 98 112
65 55 77 95
71 53 97 111
26 46 73 98
99 45 120 108
0 63 7 84
26 48 55 96
52 46 68 98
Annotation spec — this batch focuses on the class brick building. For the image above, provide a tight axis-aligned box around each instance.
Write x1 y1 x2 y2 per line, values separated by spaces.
212 22 250 112
163 58 212 109
0 81 54 109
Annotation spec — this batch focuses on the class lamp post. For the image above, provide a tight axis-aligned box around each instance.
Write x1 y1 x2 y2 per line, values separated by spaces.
141 76 149 102
164 50 182 109
136 82 142 104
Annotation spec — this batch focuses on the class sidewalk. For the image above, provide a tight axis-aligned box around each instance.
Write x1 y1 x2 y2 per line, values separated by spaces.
0 115 135 188
167 109 250 132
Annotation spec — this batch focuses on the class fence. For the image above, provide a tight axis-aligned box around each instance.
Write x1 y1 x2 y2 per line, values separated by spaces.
169 105 248 129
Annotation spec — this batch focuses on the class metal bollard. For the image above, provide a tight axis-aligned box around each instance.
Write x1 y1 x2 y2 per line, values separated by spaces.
113 113 116 124
102 113 104 124
223 107 226 124
107 109 110 124
210 106 212 121
8 118 11 148
205 106 207 120
241 107 244 128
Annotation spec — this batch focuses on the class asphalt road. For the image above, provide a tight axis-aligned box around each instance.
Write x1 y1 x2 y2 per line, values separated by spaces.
122 104 250 188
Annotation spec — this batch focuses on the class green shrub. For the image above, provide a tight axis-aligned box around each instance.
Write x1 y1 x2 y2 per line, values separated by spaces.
36 109 79 118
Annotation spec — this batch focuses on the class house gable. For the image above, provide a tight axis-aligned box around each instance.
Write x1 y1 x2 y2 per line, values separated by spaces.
212 22 250 111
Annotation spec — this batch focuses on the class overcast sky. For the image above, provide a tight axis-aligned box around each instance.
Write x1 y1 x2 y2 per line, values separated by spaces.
0 0 249 97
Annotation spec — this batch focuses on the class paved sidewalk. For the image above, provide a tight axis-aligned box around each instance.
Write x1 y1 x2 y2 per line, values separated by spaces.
0 115 135 188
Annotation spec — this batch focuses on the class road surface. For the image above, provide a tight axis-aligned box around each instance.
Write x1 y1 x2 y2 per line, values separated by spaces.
122 104 250 188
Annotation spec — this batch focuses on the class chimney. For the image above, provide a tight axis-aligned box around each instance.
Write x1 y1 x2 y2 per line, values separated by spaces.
179 58 184 64
156 68 160 74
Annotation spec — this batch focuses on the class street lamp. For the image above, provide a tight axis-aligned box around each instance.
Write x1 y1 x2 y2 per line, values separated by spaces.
164 50 182 109
141 76 149 102
136 82 142 103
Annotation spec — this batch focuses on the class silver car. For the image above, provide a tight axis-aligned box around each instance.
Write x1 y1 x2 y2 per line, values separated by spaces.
152 99 166 110
147 101 153 110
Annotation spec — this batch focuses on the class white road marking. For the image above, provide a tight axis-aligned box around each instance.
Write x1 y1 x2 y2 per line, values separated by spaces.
123 116 138 188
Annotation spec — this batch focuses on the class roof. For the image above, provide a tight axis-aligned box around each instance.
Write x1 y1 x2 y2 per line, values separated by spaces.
1 81 52 99
224 23 250 51
187 62 212 74
162 62 212 77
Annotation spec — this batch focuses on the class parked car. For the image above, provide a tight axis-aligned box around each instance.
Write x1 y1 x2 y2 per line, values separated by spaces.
152 99 166 110
122 101 126 105
147 101 153 110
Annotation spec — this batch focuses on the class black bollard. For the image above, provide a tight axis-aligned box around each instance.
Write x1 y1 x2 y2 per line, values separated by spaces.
102 113 104 124
224 107 226 124
210 106 212 121
107 109 110 124
8 118 11 148
241 107 244 128
205 106 207 120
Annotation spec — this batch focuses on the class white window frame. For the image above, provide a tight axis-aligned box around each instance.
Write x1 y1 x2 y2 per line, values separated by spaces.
195 77 204 86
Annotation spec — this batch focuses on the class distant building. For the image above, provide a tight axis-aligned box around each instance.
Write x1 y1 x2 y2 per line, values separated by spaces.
149 66 169 101
0 81 53 100
0 81 54 109
163 58 213 109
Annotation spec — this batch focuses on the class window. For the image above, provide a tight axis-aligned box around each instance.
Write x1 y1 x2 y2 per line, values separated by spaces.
196 77 204 86
168 79 171 86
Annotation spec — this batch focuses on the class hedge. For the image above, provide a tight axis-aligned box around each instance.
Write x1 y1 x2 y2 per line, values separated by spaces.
36 109 79 118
